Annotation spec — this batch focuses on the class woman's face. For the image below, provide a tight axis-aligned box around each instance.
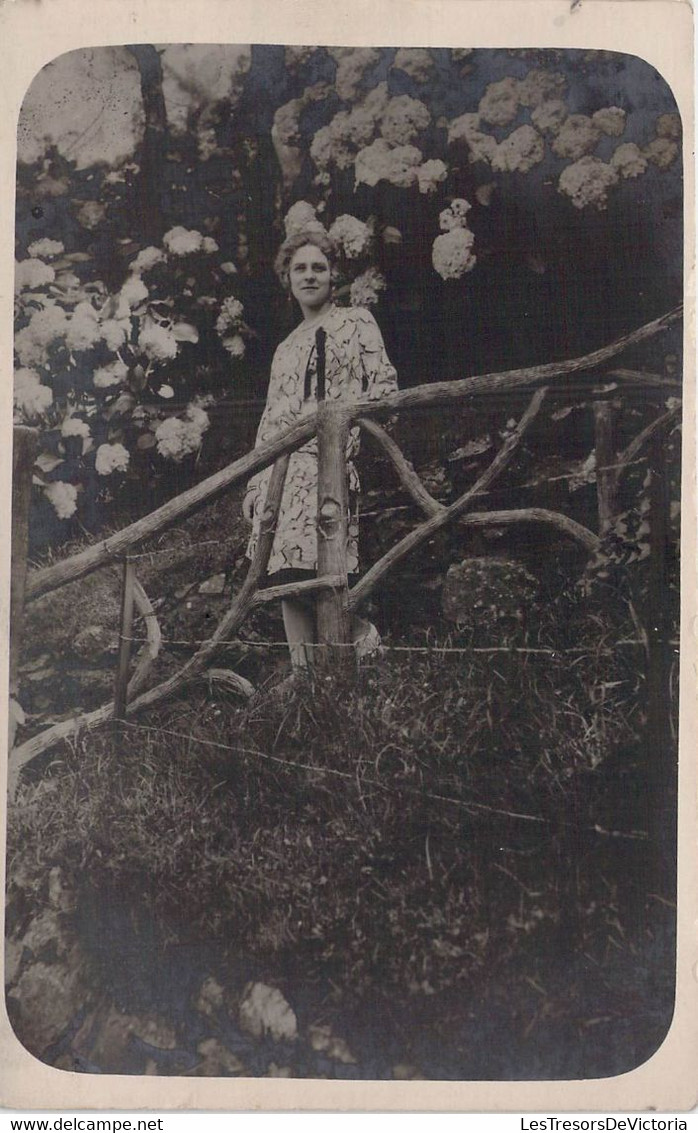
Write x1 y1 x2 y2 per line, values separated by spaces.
288 243 332 317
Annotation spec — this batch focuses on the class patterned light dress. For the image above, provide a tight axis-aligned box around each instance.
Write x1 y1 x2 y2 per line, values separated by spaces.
245 305 398 575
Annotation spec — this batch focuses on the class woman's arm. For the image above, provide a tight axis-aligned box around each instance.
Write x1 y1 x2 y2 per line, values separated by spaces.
243 349 285 521
353 308 398 401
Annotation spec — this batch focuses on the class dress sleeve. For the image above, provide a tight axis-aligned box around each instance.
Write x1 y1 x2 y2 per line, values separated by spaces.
354 308 398 402
243 347 286 509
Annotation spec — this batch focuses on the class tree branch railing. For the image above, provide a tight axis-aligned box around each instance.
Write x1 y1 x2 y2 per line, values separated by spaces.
25 304 682 604
9 306 682 788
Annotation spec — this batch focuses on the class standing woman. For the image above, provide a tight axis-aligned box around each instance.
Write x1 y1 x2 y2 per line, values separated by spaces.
243 228 398 670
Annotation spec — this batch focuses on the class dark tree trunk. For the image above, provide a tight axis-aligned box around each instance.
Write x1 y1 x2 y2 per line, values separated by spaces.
127 45 168 245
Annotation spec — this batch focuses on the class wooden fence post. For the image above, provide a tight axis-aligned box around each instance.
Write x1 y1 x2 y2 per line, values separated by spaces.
10 427 38 702
113 556 136 722
593 398 618 535
315 328 350 667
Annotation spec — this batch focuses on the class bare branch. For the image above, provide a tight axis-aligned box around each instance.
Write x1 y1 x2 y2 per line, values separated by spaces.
617 405 681 477
252 574 345 606
457 508 600 552
205 668 255 700
348 305 682 420
127 576 162 698
604 368 682 392
11 459 290 788
357 417 444 518
27 422 313 602
349 389 548 611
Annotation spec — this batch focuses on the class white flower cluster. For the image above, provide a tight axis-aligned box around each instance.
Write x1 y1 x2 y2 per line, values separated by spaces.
354 139 423 188
95 442 130 475
491 125 545 173
155 404 210 461
138 317 179 361
432 227 476 280
656 113 681 140
215 295 246 358
439 198 472 231
558 155 619 210
478 76 520 127
129 246 166 275
14 367 53 420
162 226 218 256
273 98 303 147
65 301 103 352
61 416 90 438
285 45 317 72
447 113 498 164
416 159 448 194
329 47 380 102
393 48 435 83
101 316 129 352
349 267 387 307
331 107 377 153
643 136 679 170
592 107 626 137
517 70 566 108
15 302 70 367
379 95 431 146
284 201 326 238
216 296 245 334
93 358 129 388
45 481 78 520
308 84 396 180
118 276 149 312
531 99 568 135
223 334 246 358
611 142 648 179
27 238 65 259
328 214 372 258
15 258 55 294
60 417 91 454
551 115 601 161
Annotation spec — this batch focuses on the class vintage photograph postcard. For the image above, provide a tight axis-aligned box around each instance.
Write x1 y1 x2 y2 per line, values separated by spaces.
1 0 696 1113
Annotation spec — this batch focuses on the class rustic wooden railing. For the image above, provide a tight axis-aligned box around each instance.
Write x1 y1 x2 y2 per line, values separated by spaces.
8 303 682 794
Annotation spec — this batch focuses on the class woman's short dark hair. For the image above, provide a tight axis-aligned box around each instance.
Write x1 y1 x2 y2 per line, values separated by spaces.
274 228 339 291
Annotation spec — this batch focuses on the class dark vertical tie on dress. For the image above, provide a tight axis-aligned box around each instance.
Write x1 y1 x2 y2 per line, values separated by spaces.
315 327 326 402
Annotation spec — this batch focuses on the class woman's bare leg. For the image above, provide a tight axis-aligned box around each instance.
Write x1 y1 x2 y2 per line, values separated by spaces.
281 598 315 671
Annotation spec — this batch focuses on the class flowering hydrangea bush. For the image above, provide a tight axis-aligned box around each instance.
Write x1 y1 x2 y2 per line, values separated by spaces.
611 143 648 180
95 442 130 476
349 267 387 307
14 224 246 520
478 77 521 127
439 199 472 231
13 47 681 535
328 214 372 258
491 125 545 174
355 139 423 188
154 404 210 461
432 227 477 280
558 156 619 209
416 159 448 195
392 48 435 84
379 96 431 147
13 367 53 420
551 115 602 161
44 481 78 520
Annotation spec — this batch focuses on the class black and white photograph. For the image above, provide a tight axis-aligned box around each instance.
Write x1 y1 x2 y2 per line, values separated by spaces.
2 2 695 1109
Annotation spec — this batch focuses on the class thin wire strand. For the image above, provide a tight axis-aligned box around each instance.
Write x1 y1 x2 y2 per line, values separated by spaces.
118 718 648 842
116 636 658 652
